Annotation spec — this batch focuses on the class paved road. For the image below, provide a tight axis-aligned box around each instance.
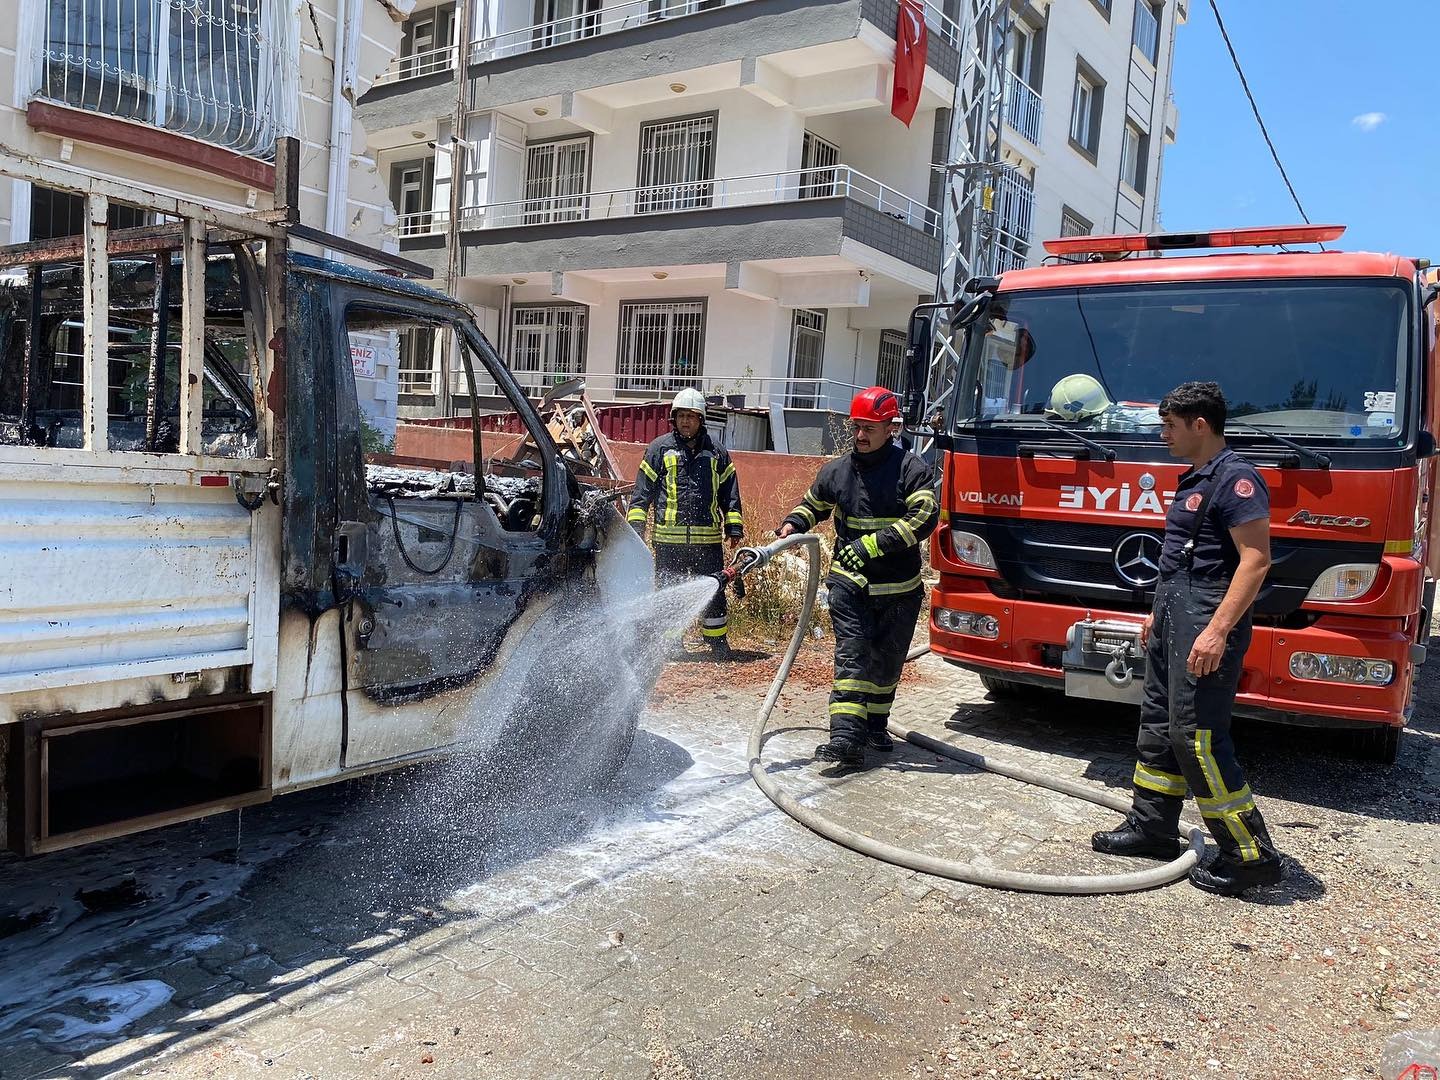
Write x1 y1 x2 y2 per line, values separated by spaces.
0 650 1436 1079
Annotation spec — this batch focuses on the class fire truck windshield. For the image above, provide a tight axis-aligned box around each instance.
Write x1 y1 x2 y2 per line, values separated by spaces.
954 279 1412 445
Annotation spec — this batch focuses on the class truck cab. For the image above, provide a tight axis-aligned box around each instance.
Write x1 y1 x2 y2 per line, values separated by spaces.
917 225 1438 763
0 156 651 853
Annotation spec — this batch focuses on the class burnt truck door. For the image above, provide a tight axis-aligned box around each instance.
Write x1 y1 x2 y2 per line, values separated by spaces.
283 262 572 767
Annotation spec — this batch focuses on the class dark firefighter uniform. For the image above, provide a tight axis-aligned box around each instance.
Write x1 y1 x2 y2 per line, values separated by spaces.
781 444 939 753
627 429 744 646
1129 447 1279 868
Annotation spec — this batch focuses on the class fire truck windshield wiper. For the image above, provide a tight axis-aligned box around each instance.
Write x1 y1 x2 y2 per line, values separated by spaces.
1229 424 1332 470
976 416 1117 462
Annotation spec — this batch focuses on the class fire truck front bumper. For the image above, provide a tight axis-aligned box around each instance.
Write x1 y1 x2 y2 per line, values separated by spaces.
929 582 1417 730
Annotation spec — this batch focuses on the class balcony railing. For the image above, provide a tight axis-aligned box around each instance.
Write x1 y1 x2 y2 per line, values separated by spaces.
989 170 1035 274
472 0 961 63
1005 74 1042 145
396 165 939 237
1133 1 1160 65
441 369 876 411
373 44 457 87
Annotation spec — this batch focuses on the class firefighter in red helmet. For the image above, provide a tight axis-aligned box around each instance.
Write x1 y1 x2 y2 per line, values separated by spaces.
777 387 939 767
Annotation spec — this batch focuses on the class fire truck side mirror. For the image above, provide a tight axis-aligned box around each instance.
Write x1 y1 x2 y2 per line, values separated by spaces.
1417 430 1436 458
901 312 932 427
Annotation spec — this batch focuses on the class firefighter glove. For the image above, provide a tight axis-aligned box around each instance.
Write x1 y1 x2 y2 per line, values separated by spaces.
835 534 881 572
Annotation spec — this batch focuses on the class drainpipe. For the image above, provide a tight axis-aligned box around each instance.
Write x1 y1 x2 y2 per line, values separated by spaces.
442 0 473 417
325 0 360 244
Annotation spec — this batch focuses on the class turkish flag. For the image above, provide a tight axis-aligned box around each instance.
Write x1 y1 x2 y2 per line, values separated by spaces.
891 0 927 126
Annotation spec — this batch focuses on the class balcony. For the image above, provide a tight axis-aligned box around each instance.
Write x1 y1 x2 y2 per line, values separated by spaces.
400 165 938 236
990 170 1035 274
373 45 457 87
1005 74 1042 146
474 0 960 64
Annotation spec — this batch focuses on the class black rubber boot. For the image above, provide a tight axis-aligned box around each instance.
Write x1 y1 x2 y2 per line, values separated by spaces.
866 728 895 752
1091 819 1186 860
709 639 732 662
814 739 865 768
1189 854 1284 897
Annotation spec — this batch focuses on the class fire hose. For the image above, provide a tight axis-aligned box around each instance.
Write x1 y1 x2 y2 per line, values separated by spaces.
722 533 1204 895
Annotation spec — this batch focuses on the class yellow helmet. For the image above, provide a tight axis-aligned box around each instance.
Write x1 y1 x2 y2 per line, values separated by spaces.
1046 374 1112 421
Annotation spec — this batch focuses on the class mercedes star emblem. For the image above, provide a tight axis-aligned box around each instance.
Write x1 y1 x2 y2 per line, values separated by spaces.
1138 472 1156 491
1113 532 1163 588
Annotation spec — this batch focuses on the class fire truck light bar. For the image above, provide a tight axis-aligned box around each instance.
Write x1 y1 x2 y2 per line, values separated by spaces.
1041 224 1347 256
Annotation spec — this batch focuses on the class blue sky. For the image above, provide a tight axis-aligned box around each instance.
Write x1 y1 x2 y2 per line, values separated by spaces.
1161 1 1437 260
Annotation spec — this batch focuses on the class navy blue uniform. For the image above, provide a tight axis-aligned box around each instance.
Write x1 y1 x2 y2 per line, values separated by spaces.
628 430 744 645
1131 448 1278 863
781 445 940 748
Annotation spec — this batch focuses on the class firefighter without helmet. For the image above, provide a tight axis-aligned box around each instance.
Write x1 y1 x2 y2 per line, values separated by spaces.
1046 373 1112 421
850 386 901 423
671 387 707 418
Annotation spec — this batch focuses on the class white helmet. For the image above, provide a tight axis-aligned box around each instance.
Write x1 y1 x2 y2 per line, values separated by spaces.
671 387 707 417
1046 374 1112 421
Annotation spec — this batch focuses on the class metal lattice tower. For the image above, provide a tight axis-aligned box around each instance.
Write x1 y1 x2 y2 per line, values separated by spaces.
922 0 1013 428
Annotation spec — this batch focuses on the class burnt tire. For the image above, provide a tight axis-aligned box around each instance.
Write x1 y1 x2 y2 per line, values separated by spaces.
1349 723 1401 765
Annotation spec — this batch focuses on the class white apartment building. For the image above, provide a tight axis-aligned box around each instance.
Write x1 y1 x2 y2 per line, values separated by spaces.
1 0 415 436
358 0 1183 422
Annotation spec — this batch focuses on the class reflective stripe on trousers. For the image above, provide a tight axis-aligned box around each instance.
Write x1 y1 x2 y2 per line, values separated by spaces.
654 542 727 641
826 583 923 746
1130 573 1277 863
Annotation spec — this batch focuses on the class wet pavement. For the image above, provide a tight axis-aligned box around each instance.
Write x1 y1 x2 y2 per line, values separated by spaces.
0 651 1436 1079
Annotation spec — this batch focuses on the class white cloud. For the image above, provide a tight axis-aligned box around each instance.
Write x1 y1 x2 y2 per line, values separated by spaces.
1352 112 1387 132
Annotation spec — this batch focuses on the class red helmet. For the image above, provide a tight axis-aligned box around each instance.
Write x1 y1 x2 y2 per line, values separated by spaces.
850 386 900 423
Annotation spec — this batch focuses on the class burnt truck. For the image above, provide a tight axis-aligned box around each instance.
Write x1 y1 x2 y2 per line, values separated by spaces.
0 151 653 855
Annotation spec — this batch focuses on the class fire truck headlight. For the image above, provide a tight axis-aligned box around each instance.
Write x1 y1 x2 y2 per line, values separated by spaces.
1306 564 1379 602
1289 652 1394 686
934 609 1001 638
950 529 997 570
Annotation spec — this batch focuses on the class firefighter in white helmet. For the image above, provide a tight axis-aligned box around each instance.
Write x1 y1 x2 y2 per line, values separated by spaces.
628 388 745 660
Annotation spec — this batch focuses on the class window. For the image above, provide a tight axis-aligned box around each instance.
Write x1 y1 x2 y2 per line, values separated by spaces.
532 0 602 49
787 309 826 408
523 137 590 224
36 0 291 159
391 160 436 236
647 0 724 20
29 185 150 241
800 132 840 199
510 305 588 392
397 328 439 397
1120 123 1150 194
398 6 455 78
1134 0 1162 65
1057 206 1093 263
993 172 1035 272
1008 21 1041 88
636 116 716 214
618 300 705 391
1069 65 1104 160
877 330 906 393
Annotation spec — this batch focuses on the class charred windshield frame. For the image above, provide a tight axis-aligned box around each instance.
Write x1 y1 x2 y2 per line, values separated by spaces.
948 277 1418 450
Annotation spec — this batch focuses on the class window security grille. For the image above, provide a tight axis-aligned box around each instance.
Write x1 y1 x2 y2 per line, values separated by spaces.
877 330 906 393
800 132 840 200
38 0 294 159
523 138 590 224
618 301 705 392
788 309 826 408
636 116 716 215
510 306 588 392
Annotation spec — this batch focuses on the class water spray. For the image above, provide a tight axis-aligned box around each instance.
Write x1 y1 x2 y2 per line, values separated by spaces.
730 533 1205 895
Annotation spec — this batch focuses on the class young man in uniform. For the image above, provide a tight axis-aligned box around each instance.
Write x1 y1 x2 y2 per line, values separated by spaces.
776 387 939 767
628 389 744 659
1093 381 1285 896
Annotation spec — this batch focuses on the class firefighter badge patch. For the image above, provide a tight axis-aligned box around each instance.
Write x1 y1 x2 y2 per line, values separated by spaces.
1233 478 1256 499
1185 493 1203 511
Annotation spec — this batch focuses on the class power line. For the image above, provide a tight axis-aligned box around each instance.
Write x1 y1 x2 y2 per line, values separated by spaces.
1206 0 1314 226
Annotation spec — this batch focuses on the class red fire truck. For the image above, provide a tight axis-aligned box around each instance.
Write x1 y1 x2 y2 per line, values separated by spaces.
917 225 1438 763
